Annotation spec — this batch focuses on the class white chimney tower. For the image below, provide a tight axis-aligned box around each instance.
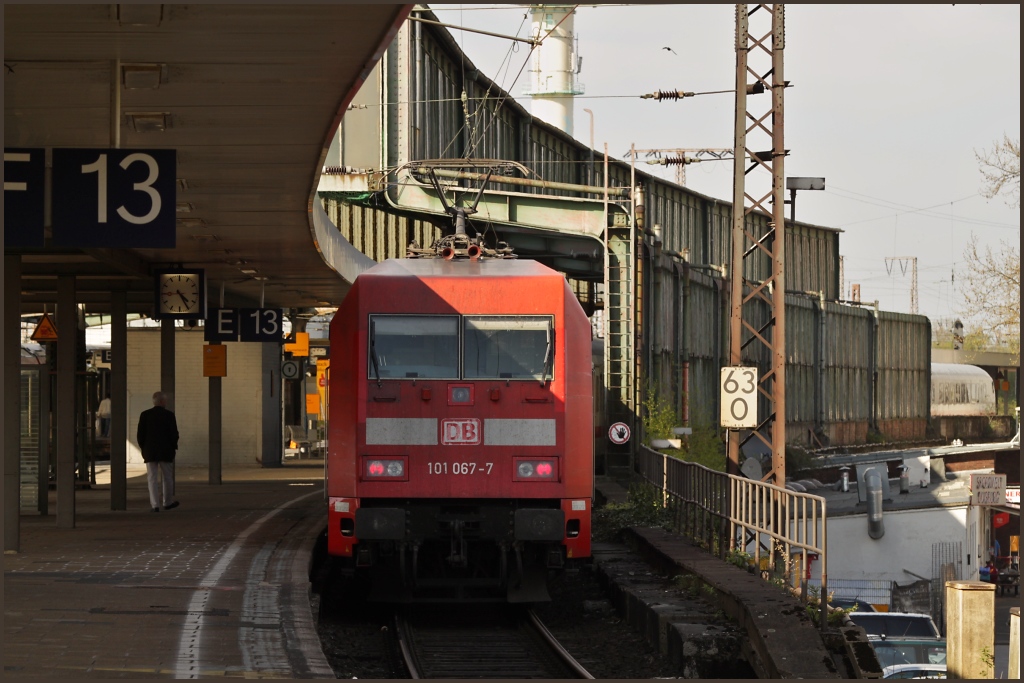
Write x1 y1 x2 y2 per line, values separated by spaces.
524 5 584 137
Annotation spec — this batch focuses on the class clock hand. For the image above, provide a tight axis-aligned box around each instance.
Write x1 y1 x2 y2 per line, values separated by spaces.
177 290 190 307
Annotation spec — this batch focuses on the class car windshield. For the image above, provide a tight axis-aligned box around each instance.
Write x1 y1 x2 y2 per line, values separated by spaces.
872 642 947 667
369 315 459 379
853 614 938 638
463 316 553 381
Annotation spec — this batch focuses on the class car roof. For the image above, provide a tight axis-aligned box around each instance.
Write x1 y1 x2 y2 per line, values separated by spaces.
870 636 946 644
882 662 947 678
852 612 935 619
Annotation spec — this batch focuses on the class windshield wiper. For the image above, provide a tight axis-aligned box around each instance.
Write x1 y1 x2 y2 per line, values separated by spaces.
540 326 552 387
370 324 382 387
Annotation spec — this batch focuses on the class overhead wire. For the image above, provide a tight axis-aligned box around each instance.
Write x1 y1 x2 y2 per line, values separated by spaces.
829 187 1017 230
465 6 580 159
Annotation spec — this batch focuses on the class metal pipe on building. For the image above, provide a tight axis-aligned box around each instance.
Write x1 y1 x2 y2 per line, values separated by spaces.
866 468 885 539
583 108 595 185
817 291 826 437
424 167 630 198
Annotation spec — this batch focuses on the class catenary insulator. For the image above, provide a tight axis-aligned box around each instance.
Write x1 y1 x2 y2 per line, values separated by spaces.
641 89 695 101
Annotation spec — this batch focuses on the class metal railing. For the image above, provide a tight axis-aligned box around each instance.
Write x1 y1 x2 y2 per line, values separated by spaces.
636 445 829 630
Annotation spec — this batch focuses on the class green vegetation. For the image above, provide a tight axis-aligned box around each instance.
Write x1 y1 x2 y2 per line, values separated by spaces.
640 381 678 444
592 481 674 542
784 445 814 476
726 548 754 571
980 646 995 677
673 573 716 600
865 429 887 444
683 424 727 472
640 382 726 471
805 586 860 627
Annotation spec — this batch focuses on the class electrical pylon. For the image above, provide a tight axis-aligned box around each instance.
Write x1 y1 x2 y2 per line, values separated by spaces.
727 4 788 488
884 256 918 314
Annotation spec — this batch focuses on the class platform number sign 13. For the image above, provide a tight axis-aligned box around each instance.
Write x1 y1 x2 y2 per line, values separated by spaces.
50 148 176 248
720 367 757 429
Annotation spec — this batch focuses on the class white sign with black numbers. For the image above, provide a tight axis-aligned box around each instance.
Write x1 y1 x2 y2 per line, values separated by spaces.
720 366 757 429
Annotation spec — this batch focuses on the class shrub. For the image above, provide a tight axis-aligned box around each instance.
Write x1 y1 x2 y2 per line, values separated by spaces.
592 481 674 541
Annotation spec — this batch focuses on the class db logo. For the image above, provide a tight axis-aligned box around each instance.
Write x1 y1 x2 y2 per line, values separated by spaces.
442 418 481 445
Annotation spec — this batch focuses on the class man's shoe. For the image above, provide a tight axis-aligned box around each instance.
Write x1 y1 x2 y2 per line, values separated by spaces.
164 501 180 510
152 507 160 513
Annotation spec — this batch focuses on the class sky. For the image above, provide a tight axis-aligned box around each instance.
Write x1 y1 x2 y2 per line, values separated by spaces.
430 3 1020 331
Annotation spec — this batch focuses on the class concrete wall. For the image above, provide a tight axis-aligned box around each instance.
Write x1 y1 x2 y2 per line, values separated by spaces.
125 329 267 466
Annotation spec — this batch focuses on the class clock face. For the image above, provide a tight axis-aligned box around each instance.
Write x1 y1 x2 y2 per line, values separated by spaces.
157 272 203 316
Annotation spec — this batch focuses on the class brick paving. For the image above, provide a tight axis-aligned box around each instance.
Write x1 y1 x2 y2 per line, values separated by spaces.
3 462 333 679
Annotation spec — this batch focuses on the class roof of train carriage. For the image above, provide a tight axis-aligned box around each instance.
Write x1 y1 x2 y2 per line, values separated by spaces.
361 257 562 280
4 4 413 316
347 258 575 313
931 363 996 382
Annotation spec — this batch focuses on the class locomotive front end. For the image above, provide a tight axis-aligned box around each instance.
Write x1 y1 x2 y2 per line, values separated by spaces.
326 258 593 602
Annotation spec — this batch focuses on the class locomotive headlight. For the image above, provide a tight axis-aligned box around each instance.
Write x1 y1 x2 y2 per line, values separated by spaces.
386 461 404 477
517 462 535 477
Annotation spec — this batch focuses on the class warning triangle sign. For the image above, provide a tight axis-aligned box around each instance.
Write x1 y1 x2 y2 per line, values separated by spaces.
31 313 58 341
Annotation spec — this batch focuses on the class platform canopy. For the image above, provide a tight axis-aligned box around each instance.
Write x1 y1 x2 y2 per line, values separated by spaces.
5 4 413 315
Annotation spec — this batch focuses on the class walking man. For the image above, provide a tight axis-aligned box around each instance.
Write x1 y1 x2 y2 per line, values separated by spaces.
137 391 180 512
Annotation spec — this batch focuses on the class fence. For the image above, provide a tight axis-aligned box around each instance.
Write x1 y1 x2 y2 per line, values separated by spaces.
805 577 892 609
636 445 829 630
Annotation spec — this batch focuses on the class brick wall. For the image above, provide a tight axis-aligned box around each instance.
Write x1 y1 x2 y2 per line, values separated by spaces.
126 329 268 465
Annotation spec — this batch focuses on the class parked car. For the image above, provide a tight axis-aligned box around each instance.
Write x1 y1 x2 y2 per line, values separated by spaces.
882 663 946 679
849 612 941 639
870 636 946 668
831 597 878 612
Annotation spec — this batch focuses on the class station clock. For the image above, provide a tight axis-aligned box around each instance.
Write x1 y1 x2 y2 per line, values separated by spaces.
154 269 206 320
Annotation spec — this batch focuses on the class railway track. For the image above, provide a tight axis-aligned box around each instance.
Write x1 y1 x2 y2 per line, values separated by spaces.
393 606 593 679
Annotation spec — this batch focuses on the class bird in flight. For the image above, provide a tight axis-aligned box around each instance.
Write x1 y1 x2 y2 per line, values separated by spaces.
662 47 677 55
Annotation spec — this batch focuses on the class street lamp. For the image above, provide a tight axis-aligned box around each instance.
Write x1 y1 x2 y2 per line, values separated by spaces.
785 177 825 222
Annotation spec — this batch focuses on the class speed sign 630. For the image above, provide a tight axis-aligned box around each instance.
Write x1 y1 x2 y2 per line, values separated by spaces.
720 366 757 429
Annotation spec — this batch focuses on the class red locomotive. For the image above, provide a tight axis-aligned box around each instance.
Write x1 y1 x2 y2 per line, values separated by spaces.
326 244 593 601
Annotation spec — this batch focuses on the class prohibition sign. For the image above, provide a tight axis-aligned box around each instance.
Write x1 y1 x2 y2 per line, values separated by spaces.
608 422 631 445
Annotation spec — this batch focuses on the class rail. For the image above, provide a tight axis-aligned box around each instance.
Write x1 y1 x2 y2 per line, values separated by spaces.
635 445 829 630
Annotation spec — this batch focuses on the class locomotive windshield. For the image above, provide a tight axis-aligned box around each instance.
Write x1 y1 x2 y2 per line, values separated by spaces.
369 315 459 379
463 316 553 381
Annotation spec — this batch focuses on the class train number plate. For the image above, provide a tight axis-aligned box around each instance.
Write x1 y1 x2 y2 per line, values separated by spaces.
428 462 494 475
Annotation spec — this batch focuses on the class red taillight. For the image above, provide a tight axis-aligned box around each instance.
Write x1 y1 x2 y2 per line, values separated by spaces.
514 458 558 481
363 457 407 480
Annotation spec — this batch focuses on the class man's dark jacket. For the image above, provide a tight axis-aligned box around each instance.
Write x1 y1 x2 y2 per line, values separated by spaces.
137 406 179 462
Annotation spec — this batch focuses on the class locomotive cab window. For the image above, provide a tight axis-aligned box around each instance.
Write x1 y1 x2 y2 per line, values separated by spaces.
463 316 554 381
369 315 459 379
